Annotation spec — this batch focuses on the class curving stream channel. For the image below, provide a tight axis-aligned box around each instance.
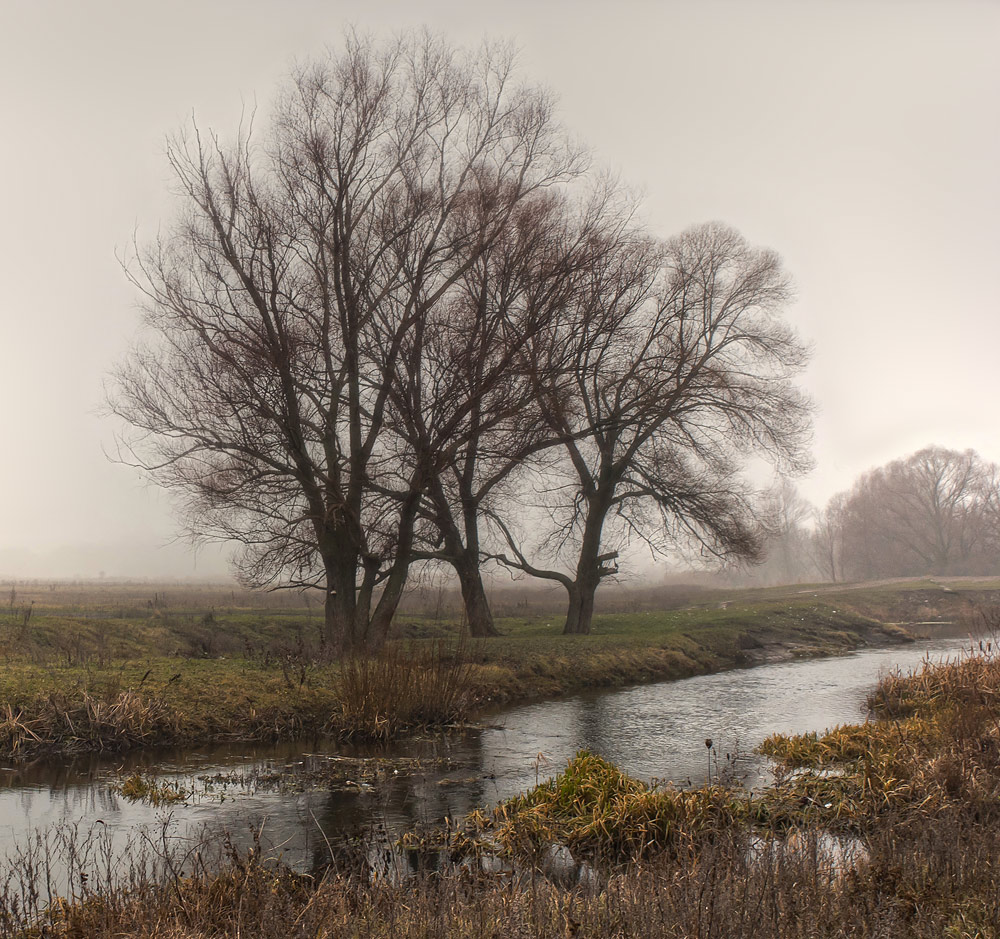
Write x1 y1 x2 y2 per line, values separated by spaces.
0 634 977 877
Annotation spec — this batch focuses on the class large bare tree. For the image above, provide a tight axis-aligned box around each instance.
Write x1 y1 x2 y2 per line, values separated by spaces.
408 187 633 636
491 223 812 634
110 33 582 651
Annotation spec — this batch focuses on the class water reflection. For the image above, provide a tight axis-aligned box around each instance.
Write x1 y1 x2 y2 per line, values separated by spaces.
474 636 972 795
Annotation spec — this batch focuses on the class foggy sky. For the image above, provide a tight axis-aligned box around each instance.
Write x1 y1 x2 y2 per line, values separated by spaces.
1 0 997 579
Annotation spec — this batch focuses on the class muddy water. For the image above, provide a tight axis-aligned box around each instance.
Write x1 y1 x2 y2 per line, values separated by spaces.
0 635 976 874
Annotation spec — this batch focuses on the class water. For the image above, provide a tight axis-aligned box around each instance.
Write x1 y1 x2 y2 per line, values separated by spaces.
0 636 975 874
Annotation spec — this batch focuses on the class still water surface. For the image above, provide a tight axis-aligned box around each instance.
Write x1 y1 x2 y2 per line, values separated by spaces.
0 635 976 872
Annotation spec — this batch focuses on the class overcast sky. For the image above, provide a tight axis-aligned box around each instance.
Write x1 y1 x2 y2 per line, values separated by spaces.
1 0 997 578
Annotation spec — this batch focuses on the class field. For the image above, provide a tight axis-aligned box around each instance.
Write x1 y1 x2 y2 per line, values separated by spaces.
0 576 993 757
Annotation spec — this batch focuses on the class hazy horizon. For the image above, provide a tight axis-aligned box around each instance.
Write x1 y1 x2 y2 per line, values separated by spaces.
2 0 997 579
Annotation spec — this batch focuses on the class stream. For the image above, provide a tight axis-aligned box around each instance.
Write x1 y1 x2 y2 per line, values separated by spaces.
0 633 978 876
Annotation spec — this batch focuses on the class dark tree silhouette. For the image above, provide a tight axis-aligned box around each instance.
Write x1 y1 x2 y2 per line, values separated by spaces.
110 33 582 651
491 223 812 634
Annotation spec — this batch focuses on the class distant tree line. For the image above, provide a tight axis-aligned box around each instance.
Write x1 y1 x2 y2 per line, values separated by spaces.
754 447 1000 584
110 33 812 650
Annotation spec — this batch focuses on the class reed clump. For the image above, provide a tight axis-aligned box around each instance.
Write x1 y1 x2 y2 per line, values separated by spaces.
474 751 743 862
111 773 189 806
0 689 182 758
758 643 1000 831
867 638 1000 720
333 640 474 741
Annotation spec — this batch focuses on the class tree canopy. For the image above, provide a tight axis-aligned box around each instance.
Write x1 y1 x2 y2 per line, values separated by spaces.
111 32 813 648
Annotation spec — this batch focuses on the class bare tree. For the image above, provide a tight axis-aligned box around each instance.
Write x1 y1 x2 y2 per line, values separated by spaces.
754 477 816 585
110 33 582 651
809 492 846 582
491 223 812 634
402 195 569 635
408 186 632 636
836 446 1000 580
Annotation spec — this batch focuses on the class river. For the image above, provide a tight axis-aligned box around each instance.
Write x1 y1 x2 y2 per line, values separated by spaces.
0 634 976 876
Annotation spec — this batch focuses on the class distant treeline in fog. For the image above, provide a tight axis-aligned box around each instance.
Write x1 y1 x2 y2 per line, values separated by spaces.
752 446 1000 584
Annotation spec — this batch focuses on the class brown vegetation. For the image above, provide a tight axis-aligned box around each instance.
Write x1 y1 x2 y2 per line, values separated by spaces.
334 641 474 741
7 641 1000 936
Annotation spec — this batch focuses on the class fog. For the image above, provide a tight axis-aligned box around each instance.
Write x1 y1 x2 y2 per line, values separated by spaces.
1 0 997 579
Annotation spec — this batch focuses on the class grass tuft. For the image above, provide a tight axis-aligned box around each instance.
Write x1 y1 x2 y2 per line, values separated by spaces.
333 640 474 740
0 689 181 758
479 751 741 861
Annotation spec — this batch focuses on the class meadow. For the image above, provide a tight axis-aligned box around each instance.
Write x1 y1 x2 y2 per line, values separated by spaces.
0 576 990 757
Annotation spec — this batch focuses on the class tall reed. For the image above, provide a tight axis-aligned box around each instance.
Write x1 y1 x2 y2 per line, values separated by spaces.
0 689 181 758
334 639 474 740
6 816 998 937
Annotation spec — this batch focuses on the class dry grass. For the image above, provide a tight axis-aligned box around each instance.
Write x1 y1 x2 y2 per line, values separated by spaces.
1 587 1000 934
470 751 742 862
758 641 1000 832
0 689 182 758
5 816 999 938
334 640 474 741
0 625 997 937
111 773 190 806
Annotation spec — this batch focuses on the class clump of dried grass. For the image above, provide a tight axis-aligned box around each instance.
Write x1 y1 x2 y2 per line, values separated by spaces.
474 751 743 862
333 640 473 741
111 773 189 806
0 689 182 758
758 642 1000 832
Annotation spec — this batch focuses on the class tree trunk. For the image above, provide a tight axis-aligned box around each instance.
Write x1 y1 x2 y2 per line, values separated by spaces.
562 577 598 634
363 489 422 652
322 547 362 652
456 554 499 637
562 492 611 635
323 582 339 649
459 495 499 638
426 478 500 638
562 583 583 634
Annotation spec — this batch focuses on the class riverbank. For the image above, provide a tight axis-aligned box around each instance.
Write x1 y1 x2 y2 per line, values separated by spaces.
8 635 1000 937
0 579 987 758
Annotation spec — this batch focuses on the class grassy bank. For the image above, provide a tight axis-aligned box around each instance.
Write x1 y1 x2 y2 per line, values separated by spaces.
0 578 989 757
6 639 1000 937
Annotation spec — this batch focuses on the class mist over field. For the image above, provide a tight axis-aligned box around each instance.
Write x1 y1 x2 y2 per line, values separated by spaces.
0 544 234 581
1 9 999 932
2 1 997 589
